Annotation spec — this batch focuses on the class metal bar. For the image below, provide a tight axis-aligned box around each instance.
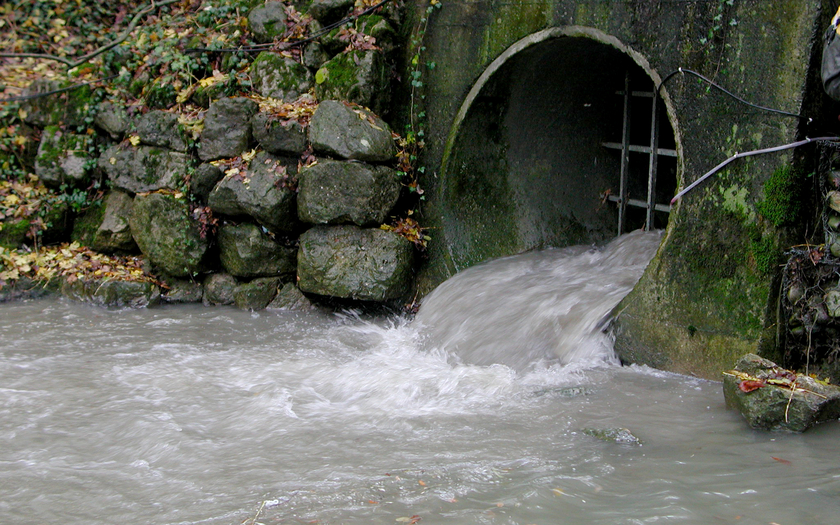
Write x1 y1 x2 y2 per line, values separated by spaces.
670 136 840 204
646 91 660 230
601 142 677 157
618 72 631 236
607 195 671 213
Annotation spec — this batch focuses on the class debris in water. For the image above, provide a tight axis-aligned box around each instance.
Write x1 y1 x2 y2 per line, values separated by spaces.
582 427 642 445
533 386 593 398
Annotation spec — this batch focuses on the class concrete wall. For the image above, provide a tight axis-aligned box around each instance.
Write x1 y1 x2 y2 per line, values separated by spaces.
408 0 833 378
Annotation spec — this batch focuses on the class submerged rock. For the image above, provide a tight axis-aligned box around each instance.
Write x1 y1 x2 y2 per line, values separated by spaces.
267 282 314 311
0 278 58 303
60 277 161 308
533 386 594 398
582 427 642 445
297 225 413 301
217 222 296 278
723 353 840 432
233 277 281 310
159 275 204 303
203 273 238 305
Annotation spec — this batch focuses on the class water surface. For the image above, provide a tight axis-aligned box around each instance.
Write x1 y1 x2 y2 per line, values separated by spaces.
1 232 838 524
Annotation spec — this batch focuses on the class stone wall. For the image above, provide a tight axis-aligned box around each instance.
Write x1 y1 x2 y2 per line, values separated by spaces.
1 1 417 311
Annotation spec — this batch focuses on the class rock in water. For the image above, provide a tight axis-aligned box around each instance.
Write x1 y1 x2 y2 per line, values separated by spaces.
582 427 642 445
723 353 840 432
297 225 413 301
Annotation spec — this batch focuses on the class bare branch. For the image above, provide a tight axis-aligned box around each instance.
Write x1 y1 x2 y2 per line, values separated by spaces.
0 74 120 103
0 0 180 70
0 52 73 66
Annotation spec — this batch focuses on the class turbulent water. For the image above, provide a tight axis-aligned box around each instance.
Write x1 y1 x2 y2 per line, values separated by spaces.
2 231 840 525
415 230 663 370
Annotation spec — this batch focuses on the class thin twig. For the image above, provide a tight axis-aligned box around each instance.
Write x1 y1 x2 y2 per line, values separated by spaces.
784 380 796 423
244 500 266 525
0 0 180 69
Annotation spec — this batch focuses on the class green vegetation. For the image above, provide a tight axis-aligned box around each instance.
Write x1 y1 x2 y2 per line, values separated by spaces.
755 165 803 228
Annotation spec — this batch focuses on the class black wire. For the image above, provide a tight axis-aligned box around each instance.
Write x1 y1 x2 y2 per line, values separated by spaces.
185 0 394 55
658 67 810 122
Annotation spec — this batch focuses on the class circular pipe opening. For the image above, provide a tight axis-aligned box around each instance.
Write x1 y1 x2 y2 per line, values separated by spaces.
440 27 681 271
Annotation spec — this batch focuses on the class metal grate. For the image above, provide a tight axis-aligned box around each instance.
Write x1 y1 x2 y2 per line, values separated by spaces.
602 72 674 235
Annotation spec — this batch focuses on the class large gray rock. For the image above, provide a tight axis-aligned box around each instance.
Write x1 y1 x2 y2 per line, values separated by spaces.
247 1 288 43
135 110 187 152
34 126 90 188
297 225 414 301
723 354 840 432
251 112 307 155
1 199 68 249
203 273 238 305
190 163 224 203
233 277 282 310
313 51 390 116
308 100 396 162
21 79 92 128
267 282 314 311
98 144 188 194
218 222 297 278
298 158 400 226
72 190 137 253
250 52 313 101
198 97 258 161
60 277 161 308
207 152 298 234
160 277 204 303
94 101 131 139
129 193 211 277
309 0 354 23
302 38 330 69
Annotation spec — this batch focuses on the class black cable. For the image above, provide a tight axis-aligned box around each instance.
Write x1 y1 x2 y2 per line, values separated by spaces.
671 136 840 203
185 0 394 55
658 67 810 122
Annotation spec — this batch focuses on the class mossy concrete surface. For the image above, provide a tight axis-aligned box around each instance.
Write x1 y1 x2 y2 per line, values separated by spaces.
409 0 825 378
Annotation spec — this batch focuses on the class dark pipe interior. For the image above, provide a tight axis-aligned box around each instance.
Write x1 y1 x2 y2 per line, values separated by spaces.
443 36 677 269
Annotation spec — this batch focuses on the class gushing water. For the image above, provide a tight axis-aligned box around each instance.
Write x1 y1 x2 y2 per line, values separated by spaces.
416 230 663 370
1 231 840 525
